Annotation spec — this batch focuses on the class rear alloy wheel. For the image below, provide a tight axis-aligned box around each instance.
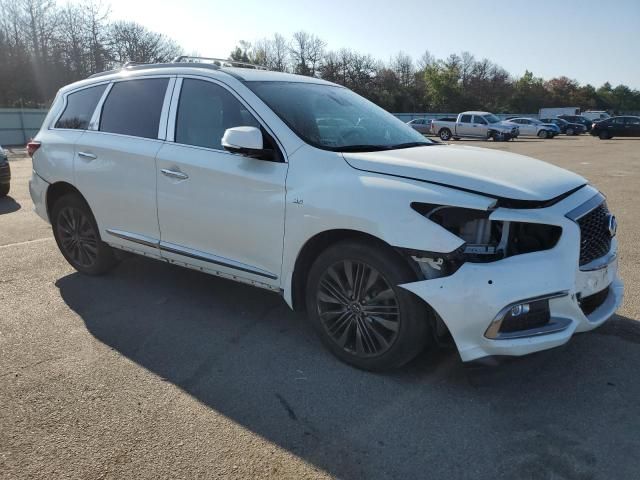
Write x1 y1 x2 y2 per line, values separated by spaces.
566 127 575 136
538 130 549 139
306 240 431 371
52 194 118 275
439 128 452 141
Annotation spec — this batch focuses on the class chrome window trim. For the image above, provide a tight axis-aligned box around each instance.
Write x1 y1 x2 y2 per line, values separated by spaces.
170 74 287 162
88 82 113 131
165 77 182 142
484 291 569 339
157 77 177 140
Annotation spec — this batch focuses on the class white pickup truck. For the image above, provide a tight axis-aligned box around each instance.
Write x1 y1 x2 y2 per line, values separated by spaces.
430 111 519 141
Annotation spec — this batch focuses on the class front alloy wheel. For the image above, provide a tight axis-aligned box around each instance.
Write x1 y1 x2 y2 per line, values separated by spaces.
306 240 431 371
316 260 400 358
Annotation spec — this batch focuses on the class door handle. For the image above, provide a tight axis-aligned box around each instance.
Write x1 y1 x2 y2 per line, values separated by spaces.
78 151 97 160
161 168 189 180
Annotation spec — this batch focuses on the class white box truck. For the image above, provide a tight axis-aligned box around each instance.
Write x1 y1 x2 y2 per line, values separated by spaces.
538 107 580 118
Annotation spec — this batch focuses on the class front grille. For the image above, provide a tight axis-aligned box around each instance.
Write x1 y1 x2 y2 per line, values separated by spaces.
577 202 611 266
579 287 609 316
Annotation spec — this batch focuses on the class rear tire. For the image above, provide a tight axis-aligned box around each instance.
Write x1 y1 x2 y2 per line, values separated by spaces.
439 128 452 141
0 183 8 197
51 194 118 275
599 131 611 140
566 127 574 136
538 130 549 139
305 240 432 371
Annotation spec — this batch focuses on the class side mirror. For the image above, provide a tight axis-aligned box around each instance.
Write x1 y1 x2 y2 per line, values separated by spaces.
221 126 274 160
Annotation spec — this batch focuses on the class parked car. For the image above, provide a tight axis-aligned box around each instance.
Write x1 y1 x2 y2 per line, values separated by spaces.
430 111 518 141
0 145 10 197
590 116 640 139
29 58 623 371
406 118 431 134
503 117 560 139
539 117 586 136
558 115 593 132
581 111 610 122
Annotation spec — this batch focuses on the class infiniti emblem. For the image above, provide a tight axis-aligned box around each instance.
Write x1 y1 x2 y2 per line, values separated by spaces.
607 214 617 237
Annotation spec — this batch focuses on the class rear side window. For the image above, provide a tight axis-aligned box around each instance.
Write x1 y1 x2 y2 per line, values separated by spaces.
460 115 472 123
175 79 259 150
100 78 169 139
55 84 107 130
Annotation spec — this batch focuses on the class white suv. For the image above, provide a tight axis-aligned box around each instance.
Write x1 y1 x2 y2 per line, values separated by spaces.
29 58 623 370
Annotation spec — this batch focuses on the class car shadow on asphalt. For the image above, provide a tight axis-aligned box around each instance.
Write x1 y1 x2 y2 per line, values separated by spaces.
0 196 21 215
55 255 640 479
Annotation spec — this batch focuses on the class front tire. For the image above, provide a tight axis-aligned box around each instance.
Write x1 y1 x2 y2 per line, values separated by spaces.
305 240 431 371
51 194 118 275
566 127 575 136
0 183 8 197
538 130 549 139
438 128 452 141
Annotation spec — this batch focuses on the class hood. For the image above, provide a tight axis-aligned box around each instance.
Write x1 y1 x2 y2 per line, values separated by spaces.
342 144 586 202
494 122 517 131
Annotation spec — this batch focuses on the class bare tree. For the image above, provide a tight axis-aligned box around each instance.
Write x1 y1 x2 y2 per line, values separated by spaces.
108 20 182 65
290 31 325 76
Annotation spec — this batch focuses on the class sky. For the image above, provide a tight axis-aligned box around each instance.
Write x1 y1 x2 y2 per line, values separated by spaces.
99 0 640 88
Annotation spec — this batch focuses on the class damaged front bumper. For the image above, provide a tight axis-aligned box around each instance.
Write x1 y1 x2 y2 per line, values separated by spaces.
400 185 624 362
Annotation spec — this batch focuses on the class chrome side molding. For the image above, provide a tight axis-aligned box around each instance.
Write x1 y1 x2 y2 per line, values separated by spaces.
105 229 277 280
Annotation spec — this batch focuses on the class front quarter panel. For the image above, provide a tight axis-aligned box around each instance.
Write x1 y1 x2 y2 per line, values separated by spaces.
281 144 496 306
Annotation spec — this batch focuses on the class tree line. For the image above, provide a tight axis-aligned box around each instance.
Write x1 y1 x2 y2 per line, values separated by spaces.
2 0 639 115
231 33 640 114
0 0 182 107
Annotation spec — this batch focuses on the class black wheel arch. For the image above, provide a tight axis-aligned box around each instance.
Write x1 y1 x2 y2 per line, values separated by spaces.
46 182 90 221
290 229 422 312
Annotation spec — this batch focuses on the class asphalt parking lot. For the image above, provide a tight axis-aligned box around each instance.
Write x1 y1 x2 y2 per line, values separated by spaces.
1 135 639 480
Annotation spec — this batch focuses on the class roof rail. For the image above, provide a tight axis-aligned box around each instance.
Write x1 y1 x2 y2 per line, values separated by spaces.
172 55 268 70
88 61 222 79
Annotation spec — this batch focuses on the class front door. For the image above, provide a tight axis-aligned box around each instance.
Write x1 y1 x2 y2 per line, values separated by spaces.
155 78 288 287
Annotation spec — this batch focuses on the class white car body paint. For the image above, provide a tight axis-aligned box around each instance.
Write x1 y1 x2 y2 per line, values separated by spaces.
29 64 623 364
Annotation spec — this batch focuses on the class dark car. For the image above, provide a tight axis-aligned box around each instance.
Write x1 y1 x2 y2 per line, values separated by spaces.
0 145 10 197
591 116 640 139
539 117 586 136
406 118 432 134
558 114 593 132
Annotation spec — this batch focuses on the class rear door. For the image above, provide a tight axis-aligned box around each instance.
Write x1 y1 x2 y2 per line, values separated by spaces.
155 77 288 287
74 76 172 255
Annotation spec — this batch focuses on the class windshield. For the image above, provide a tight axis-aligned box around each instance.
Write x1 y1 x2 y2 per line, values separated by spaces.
247 81 435 152
483 114 501 124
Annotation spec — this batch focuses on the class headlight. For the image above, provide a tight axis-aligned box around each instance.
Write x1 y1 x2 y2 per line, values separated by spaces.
411 203 562 263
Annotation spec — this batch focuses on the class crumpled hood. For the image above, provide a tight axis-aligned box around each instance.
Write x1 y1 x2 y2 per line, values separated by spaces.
342 144 586 201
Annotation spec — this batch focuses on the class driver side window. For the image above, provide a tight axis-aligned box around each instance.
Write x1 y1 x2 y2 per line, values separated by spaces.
175 79 259 150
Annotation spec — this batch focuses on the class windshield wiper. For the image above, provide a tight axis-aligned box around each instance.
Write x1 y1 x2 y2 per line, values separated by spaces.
334 145 394 152
387 141 436 150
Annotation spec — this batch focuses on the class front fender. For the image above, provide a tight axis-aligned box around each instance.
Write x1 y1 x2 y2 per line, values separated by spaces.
281 145 495 306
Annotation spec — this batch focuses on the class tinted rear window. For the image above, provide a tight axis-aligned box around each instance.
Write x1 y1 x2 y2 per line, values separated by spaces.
100 78 168 139
55 84 107 130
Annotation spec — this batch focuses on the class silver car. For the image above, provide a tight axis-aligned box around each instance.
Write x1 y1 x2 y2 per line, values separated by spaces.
406 118 431 134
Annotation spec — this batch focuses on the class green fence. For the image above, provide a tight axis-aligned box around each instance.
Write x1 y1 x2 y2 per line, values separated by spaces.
0 108 48 146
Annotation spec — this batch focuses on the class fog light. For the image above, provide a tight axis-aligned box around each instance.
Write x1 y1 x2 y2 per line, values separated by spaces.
510 303 530 317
